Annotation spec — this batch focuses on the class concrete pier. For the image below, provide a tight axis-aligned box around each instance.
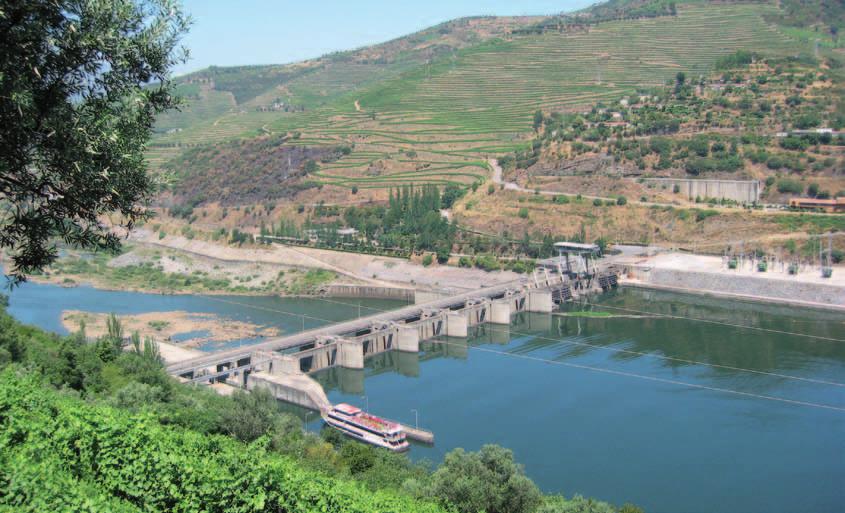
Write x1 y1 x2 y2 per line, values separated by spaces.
396 324 420 352
338 338 364 369
446 311 468 337
528 289 554 313
490 298 513 324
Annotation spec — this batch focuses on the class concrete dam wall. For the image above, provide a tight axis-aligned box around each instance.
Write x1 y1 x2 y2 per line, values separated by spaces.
642 178 760 204
323 284 415 302
627 267 844 309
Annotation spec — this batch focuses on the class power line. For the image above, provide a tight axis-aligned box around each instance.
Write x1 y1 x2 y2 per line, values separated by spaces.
432 340 845 413
198 297 845 412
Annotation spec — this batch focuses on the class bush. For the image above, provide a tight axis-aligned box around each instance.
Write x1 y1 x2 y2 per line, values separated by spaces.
458 256 472 268
779 137 808 151
474 255 501 272
303 159 320 173
427 445 542 513
441 184 465 209
616 196 628 206
517 207 529 219
766 155 786 170
695 209 718 222
777 179 803 194
592 198 603 207
421 254 434 267
0 371 448 513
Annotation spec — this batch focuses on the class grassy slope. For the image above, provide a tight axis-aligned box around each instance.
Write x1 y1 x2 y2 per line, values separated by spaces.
150 2 810 194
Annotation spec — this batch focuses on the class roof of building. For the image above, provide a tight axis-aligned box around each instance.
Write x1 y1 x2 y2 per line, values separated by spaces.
554 242 601 253
789 197 845 206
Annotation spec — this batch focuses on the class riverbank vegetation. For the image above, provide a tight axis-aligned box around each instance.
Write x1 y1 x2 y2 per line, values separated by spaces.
0 298 642 512
29 246 336 296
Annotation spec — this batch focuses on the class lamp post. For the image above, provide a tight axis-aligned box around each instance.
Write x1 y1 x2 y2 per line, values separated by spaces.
305 411 312 426
362 395 368 413
411 409 418 429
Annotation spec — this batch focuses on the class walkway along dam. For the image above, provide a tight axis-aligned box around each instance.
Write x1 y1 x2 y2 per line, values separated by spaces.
166 257 619 443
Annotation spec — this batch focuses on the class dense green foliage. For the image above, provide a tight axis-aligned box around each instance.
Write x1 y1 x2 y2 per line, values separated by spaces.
0 370 446 513
294 185 458 259
0 0 189 282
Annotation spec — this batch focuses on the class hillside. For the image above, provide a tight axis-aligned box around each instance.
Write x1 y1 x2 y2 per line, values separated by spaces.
144 0 844 258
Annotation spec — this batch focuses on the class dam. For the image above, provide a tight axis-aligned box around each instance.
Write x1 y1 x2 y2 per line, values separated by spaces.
166 248 618 441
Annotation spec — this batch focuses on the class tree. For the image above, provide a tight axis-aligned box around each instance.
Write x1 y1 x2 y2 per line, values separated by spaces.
533 110 544 131
0 0 190 283
427 445 542 513
303 159 320 173
220 387 287 443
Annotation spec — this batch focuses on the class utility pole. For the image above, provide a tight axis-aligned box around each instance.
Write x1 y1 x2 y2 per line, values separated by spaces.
411 409 418 429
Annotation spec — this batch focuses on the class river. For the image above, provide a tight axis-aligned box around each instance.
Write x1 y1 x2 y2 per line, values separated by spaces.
7 282 845 513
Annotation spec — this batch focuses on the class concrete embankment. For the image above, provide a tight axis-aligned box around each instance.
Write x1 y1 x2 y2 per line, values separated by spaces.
247 371 332 411
324 284 415 301
620 253 845 311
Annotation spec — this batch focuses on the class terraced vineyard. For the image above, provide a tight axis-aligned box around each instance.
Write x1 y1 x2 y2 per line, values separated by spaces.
358 4 799 131
149 2 811 193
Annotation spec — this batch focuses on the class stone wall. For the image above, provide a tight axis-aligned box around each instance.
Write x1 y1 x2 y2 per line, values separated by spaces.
641 178 760 204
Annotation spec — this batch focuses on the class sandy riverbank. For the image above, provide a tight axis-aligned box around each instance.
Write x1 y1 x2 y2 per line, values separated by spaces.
61 310 280 348
129 228 522 291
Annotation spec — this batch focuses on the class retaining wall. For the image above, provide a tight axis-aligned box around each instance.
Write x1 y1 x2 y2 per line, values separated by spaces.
324 284 415 301
641 178 760 204
247 371 331 411
628 267 844 309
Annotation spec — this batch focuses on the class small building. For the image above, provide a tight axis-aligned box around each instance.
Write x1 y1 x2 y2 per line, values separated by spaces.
789 197 845 213
336 227 359 237
538 242 602 278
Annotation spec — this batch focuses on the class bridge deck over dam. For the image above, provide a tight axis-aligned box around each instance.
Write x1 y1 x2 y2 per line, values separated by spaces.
167 279 535 377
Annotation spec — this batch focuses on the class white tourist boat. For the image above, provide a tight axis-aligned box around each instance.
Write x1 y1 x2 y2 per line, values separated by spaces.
324 403 409 452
